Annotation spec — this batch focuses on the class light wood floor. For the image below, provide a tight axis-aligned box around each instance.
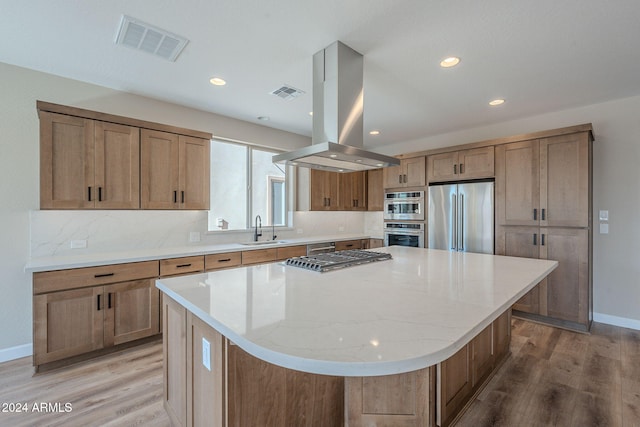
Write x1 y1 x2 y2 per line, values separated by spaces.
0 320 638 427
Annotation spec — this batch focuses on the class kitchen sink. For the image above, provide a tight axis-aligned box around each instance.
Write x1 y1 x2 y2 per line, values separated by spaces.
240 240 288 246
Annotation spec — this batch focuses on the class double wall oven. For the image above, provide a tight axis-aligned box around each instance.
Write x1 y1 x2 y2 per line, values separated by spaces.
383 190 425 248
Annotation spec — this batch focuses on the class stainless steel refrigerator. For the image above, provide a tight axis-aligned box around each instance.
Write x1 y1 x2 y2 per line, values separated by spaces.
428 180 494 254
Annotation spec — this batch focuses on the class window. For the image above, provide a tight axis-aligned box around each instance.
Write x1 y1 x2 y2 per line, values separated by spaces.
208 139 288 231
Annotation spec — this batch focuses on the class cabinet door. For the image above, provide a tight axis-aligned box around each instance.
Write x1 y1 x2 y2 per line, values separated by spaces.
104 279 159 347
495 140 540 226
310 170 339 210
94 121 140 209
179 136 210 210
493 310 511 363
472 324 493 388
367 169 384 211
458 146 494 180
141 129 180 209
404 156 426 187
335 239 363 251
339 171 367 210
163 295 188 427
542 228 589 325
33 287 104 365
382 163 404 188
40 111 95 209
428 152 458 183
438 344 472 427
540 132 590 227
495 226 542 314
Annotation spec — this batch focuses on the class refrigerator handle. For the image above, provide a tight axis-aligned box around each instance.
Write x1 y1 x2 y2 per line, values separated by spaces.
459 194 464 251
451 194 457 250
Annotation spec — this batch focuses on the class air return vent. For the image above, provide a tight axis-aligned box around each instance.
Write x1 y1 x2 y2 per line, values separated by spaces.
269 85 305 100
115 15 188 62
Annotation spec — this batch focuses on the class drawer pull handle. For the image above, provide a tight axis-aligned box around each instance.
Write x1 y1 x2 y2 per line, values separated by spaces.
218 258 232 262
94 273 115 278
176 263 192 268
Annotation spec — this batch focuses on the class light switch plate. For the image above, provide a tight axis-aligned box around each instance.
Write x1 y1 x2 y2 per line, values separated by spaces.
189 231 201 243
599 210 609 221
202 338 211 371
600 223 609 234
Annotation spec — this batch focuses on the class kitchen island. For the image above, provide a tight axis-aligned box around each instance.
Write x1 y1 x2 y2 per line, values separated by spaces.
157 246 557 426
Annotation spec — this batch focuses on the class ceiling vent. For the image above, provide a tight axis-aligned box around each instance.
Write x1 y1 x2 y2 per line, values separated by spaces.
115 15 188 62
270 85 305 100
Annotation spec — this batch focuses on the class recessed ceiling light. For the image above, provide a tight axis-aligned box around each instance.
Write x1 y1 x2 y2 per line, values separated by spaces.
257 116 270 121
209 77 226 86
440 57 460 68
489 99 505 106
369 130 380 135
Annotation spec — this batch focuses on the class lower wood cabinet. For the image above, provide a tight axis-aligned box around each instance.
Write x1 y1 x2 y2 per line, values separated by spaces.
32 261 160 369
497 225 590 331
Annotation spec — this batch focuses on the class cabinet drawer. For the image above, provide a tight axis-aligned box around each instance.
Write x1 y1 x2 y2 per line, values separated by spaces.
241 249 277 265
335 239 363 251
160 256 205 276
33 260 159 294
205 252 242 270
276 245 307 261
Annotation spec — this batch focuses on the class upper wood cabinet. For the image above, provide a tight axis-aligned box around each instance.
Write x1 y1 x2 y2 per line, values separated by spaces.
40 111 140 209
141 130 210 210
383 156 426 189
310 169 340 211
339 171 367 211
38 101 212 211
496 132 590 227
427 146 494 183
367 169 384 211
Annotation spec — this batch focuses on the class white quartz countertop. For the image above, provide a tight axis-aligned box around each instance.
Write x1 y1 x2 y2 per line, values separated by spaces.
24 234 372 272
156 246 558 377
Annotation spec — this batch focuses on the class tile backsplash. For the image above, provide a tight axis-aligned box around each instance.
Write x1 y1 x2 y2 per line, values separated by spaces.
29 210 383 258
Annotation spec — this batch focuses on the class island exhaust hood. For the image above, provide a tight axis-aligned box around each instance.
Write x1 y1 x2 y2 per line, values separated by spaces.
273 41 399 172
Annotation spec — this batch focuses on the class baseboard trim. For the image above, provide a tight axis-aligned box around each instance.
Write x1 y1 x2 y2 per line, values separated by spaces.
594 312 640 331
0 343 32 363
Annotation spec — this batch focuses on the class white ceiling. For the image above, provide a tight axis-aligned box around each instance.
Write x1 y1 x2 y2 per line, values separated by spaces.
3 0 640 149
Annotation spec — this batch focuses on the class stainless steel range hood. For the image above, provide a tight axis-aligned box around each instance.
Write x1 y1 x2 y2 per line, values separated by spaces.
273 41 399 172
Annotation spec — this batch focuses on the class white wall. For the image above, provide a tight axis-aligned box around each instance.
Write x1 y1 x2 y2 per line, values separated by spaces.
0 61 310 356
376 96 640 328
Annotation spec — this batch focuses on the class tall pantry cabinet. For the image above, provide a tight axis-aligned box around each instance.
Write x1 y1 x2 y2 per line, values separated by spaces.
495 129 592 331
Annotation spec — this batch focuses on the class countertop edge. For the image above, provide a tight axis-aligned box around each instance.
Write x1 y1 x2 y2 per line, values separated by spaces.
156 258 558 377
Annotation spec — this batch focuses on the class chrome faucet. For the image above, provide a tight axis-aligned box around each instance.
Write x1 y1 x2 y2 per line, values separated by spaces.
254 215 262 241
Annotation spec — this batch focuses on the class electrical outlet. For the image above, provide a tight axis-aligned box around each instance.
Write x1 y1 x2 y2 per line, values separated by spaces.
600 223 609 234
189 231 201 243
297 228 303 234
599 210 609 221
338 226 345 232
70 240 87 249
202 338 211 371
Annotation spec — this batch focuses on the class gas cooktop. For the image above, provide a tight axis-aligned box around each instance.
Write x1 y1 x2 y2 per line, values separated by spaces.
284 249 392 273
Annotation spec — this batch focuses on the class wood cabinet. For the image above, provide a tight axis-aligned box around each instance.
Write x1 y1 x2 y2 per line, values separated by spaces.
437 310 511 427
310 169 340 210
495 130 592 331
163 294 188 426
496 133 590 227
38 101 212 211
205 252 242 271
275 245 306 260
160 256 205 277
346 367 434 426
369 238 384 249
241 248 277 265
367 168 384 211
383 156 426 189
339 171 367 210
40 111 140 209
141 130 210 210
427 146 494 183
33 261 160 368
335 239 363 251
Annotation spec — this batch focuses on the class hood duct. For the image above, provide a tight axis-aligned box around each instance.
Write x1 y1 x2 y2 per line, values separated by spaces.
273 41 399 172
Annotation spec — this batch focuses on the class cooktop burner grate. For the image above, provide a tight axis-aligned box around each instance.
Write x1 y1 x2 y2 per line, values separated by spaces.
285 249 392 272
